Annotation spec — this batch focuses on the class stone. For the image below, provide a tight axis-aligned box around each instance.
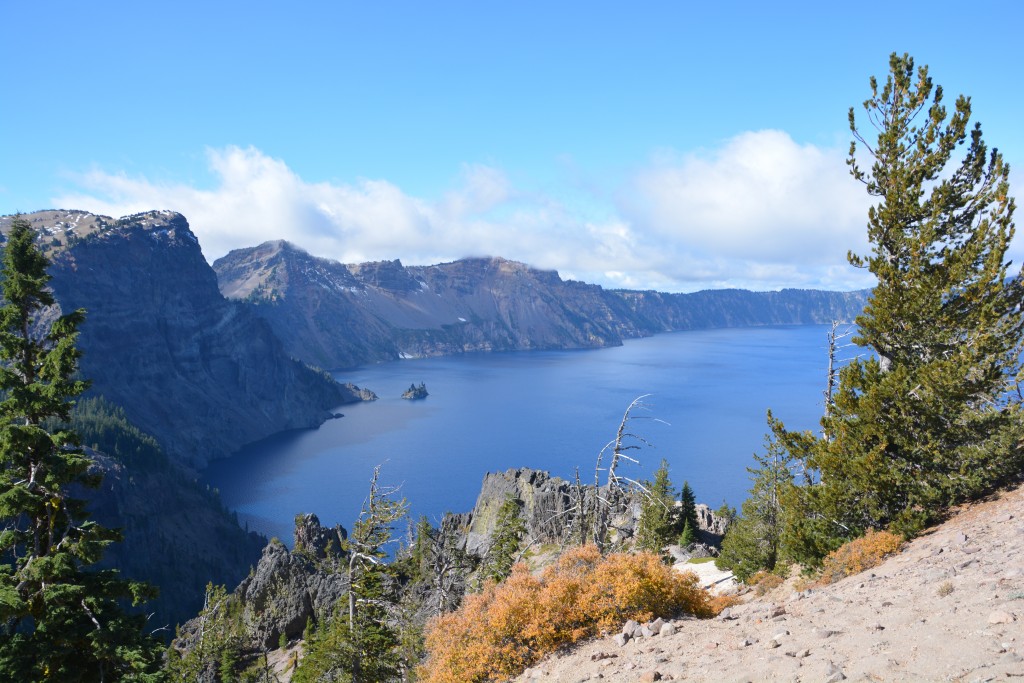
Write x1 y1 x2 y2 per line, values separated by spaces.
718 607 735 620
988 610 1016 625
623 619 639 636
824 661 846 682
613 633 630 647
813 627 838 639
638 672 662 682
659 623 677 636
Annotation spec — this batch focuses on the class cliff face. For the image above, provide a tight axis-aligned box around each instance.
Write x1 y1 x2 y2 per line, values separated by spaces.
214 241 870 370
214 244 628 369
6 210 364 468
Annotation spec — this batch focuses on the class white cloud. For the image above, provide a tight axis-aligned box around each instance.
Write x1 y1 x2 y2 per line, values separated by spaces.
54 138 889 292
625 130 872 266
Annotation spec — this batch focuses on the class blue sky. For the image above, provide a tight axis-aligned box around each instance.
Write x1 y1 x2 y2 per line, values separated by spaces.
3 1 1021 291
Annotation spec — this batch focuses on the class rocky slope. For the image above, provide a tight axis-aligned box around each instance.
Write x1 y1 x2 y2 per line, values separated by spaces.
513 483 1024 682
2 210 368 468
214 241 870 370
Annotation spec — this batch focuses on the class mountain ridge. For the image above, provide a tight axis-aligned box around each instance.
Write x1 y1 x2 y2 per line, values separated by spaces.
214 240 871 371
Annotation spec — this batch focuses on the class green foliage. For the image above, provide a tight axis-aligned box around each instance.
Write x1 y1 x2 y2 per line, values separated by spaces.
715 501 737 525
481 495 526 583
677 481 698 545
770 54 1024 563
294 465 408 682
716 417 797 581
635 459 677 552
0 216 164 681
65 397 168 472
165 583 246 682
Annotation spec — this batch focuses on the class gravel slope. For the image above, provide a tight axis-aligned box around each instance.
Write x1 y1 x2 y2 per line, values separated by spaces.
514 483 1024 682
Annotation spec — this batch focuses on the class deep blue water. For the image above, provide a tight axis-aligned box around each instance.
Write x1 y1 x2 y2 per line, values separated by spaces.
203 325 834 544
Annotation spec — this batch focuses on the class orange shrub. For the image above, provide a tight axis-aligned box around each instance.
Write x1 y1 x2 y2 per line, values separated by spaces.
749 570 785 596
707 593 743 615
419 545 712 683
817 529 903 585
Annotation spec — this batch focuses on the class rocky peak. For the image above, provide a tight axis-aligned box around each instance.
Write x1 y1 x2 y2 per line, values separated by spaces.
293 513 347 560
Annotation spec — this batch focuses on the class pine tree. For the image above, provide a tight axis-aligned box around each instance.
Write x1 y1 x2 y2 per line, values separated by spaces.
635 459 676 552
781 53 1024 552
294 465 407 683
0 217 164 681
716 416 797 581
677 481 699 546
481 495 526 583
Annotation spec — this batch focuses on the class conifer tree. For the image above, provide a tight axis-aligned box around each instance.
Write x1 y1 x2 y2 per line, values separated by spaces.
0 216 163 681
294 466 407 683
716 416 797 581
634 459 674 552
677 481 699 546
781 53 1024 552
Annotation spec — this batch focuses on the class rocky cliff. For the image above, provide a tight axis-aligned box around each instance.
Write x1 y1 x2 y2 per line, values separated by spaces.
461 468 727 558
2 210 368 468
214 241 870 370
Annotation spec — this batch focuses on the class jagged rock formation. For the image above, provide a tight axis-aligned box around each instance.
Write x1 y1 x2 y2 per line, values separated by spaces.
460 468 728 558
2 210 370 468
176 514 349 655
401 382 428 400
214 241 870 370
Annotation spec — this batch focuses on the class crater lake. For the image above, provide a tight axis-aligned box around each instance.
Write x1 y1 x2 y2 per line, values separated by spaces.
203 324 840 543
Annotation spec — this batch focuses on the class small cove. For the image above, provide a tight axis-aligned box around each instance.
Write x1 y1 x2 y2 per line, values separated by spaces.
203 325 836 544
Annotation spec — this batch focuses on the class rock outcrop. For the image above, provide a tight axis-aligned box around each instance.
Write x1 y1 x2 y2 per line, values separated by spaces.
401 382 428 400
178 514 350 653
214 241 870 370
460 468 729 558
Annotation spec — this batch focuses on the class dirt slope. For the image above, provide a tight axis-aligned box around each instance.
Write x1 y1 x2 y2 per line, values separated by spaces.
514 484 1024 682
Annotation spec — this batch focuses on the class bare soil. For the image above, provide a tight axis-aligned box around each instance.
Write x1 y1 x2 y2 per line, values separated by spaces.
514 483 1024 682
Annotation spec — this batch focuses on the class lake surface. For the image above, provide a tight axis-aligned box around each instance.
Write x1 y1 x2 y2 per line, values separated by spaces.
204 325 835 544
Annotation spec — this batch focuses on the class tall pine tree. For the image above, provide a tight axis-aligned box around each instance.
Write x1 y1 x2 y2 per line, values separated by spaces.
0 217 163 681
783 54 1024 552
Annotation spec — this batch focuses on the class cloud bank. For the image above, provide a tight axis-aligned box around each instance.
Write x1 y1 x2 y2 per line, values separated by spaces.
54 132 905 292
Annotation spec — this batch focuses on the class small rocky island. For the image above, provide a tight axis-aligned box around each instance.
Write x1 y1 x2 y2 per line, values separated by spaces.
401 382 428 400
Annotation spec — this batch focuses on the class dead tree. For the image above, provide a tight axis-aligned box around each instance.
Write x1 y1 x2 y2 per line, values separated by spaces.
591 395 661 553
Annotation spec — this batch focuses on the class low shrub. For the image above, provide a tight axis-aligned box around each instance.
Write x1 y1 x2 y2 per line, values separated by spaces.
817 529 903 586
748 570 785 596
419 545 712 682
707 593 743 614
